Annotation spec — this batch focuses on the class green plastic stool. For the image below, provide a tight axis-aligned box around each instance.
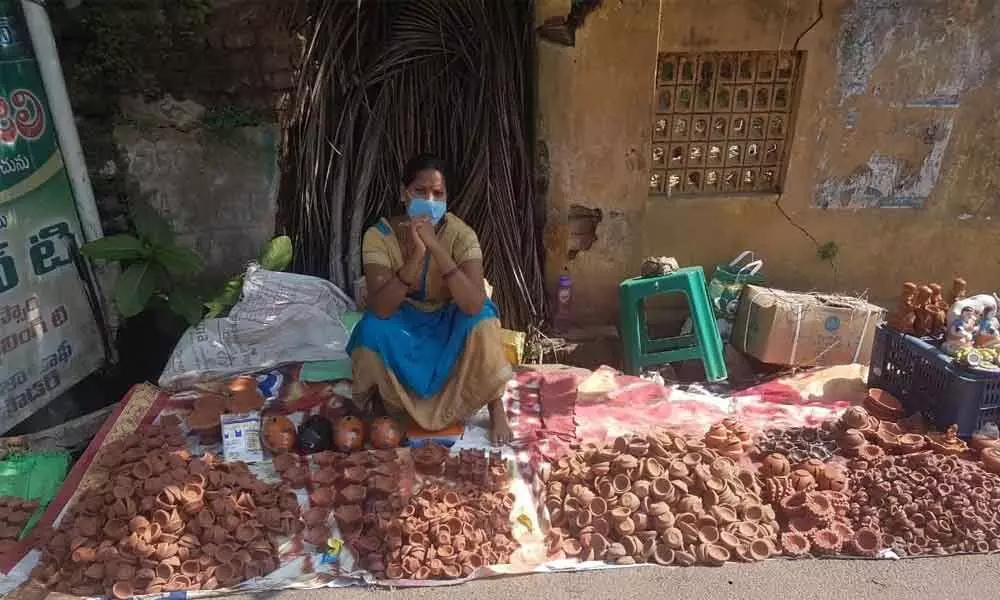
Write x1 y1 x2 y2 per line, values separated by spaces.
618 266 728 381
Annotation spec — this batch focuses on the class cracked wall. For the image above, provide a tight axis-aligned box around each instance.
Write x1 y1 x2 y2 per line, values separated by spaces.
537 0 1000 325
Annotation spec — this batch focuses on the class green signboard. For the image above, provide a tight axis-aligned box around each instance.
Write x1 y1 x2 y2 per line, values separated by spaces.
0 1 103 433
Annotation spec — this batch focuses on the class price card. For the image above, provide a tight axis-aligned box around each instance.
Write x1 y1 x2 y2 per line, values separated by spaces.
221 411 263 463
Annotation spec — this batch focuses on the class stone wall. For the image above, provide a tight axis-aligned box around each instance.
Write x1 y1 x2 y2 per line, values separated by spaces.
537 0 1000 326
53 0 294 279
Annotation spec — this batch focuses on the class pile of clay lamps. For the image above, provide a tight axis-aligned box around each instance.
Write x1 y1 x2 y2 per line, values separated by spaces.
320 443 517 580
540 426 780 567
29 419 296 598
845 451 1000 556
755 453 866 556
304 449 401 556
834 406 968 458
753 426 838 462
0 497 39 554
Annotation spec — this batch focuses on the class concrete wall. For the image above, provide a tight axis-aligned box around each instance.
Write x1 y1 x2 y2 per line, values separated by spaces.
538 0 1000 326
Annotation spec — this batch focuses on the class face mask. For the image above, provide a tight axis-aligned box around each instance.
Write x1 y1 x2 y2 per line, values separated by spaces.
407 197 447 225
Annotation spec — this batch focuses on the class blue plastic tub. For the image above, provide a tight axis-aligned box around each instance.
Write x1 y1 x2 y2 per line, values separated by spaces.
867 324 1000 437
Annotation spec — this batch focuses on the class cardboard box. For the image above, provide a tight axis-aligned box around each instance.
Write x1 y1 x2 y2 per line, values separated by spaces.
732 285 886 367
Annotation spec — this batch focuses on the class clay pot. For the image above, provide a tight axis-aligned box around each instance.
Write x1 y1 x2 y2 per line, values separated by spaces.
788 469 816 491
896 434 926 454
309 488 334 508
856 444 885 463
838 429 867 453
700 543 729 566
228 376 264 413
865 388 903 420
851 527 880 557
369 417 403 449
262 416 297 453
185 409 221 443
780 531 810 556
111 581 134 600
840 406 870 430
749 539 774 560
333 416 365 452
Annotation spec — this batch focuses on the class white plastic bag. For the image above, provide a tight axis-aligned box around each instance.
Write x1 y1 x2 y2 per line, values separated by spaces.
158 265 357 389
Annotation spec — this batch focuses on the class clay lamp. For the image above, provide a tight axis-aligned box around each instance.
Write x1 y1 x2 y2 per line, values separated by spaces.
865 388 903 421
748 539 773 562
272 453 299 474
838 429 867 455
811 528 842 555
111 581 134 600
780 531 810 556
186 409 222 443
856 444 885 463
339 484 367 504
926 425 968 456
698 543 729 566
262 416 298 454
309 487 334 507
851 527 880 557
897 434 926 454
839 406 870 430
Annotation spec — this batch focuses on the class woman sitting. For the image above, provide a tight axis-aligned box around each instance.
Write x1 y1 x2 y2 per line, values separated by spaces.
346 154 513 444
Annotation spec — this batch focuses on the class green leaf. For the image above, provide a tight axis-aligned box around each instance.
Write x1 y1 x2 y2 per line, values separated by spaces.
204 275 244 318
259 235 293 271
131 202 175 247
115 262 162 318
155 245 204 277
81 234 148 262
168 287 205 325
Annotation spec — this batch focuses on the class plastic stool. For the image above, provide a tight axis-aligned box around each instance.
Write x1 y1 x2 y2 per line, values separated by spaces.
618 266 728 381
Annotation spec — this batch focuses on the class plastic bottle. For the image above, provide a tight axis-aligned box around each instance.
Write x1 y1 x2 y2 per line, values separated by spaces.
553 272 573 333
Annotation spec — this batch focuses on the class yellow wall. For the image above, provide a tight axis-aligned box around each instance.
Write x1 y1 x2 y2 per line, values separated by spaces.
538 0 1000 325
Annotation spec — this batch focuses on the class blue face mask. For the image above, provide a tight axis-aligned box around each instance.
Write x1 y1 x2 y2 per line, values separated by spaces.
407 197 447 225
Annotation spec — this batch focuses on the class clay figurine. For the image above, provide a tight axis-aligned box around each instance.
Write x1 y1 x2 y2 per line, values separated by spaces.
947 277 967 307
942 306 977 355
913 285 938 337
927 283 948 335
975 306 1000 348
886 282 917 334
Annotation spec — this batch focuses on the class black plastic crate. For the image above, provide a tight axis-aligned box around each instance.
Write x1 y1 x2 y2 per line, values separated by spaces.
867 324 1000 437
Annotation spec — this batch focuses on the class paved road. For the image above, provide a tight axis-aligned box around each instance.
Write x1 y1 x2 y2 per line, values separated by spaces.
235 554 1000 600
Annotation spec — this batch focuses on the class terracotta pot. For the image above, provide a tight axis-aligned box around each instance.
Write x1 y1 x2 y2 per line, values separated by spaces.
333 416 365 452
228 376 264 413
840 406 870 430
788 469 816 491
700 543 729 566
111 581 134 600
780 531 810 556
369 417 403 449
262 416 297 453
851 527 880 557
748 539 772 561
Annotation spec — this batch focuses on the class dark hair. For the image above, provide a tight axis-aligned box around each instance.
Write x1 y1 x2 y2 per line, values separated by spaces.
402 153 448 186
